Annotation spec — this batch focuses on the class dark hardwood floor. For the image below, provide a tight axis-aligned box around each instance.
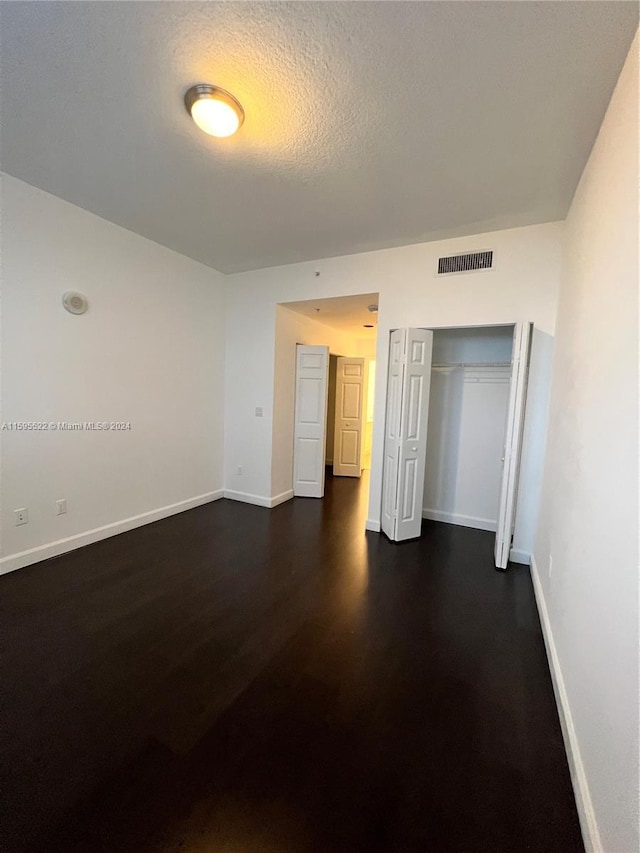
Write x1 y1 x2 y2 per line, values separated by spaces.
1 472 583 852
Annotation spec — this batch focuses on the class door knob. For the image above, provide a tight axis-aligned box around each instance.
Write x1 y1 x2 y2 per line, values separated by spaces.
411 446 418 452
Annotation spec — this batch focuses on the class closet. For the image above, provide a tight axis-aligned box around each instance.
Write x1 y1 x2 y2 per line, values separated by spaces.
423 327 513 532
380 323 531 569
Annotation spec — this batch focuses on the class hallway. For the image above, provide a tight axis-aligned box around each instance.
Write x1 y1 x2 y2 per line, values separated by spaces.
1 473 583 852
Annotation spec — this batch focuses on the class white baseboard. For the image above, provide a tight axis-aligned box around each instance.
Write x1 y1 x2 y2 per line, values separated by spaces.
509 548 530 565
269 490 294 508
365 519 381 532
223 489 294 508
530 554 601 853
223 489 272 507
0 490 224 576
422 508 496 532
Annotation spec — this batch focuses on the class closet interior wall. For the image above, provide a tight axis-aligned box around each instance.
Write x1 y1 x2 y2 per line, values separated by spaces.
423 326 514 532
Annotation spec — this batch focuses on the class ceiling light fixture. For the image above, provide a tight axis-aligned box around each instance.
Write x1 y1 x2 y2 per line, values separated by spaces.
184 84 244 138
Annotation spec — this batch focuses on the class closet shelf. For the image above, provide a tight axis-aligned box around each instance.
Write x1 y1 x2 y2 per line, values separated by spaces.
432 361 511 368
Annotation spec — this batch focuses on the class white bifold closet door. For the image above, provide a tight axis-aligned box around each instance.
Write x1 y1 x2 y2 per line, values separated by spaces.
494 322 532 569
333 357 367 477
381 328 434 541
293 345 329 498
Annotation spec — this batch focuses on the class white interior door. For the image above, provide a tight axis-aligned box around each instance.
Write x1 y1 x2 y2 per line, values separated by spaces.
381 328 434 541
293 345 329 498
494 322 532 569
381 331 405 539
333 357 367 477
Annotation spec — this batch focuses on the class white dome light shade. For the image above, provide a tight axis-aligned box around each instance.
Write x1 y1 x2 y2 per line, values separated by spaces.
185 84 244 138
191 99 239 137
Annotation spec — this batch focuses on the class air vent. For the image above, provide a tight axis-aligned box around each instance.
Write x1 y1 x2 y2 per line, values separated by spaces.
437 250 493 275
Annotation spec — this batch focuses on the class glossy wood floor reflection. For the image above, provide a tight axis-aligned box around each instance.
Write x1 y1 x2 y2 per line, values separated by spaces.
1 473 583 853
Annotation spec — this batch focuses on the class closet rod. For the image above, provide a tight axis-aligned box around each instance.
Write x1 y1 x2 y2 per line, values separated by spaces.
432 361 511 368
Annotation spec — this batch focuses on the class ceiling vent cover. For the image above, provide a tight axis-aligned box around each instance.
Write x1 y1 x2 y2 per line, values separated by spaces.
437 250 493 275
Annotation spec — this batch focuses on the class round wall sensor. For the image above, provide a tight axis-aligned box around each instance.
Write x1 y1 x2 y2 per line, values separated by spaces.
62 291 88 315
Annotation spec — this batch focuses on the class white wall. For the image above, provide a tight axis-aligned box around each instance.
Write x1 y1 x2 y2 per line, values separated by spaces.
533 32 639 853
353 336 377 360
0 175 227 572
224 221 562 559
431 325 513 364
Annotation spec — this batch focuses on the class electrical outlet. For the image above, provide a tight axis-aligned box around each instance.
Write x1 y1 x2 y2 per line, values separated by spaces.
237 465 243 475
549 555 553 577
56 499 67 516
255 407 264 417
14 508 28 526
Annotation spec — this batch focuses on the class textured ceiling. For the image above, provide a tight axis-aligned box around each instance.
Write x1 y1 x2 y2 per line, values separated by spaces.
1 2 637 273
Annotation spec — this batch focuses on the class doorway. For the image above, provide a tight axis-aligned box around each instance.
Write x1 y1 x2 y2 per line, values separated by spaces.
282 293 379 499
326 356 377 473
293 348 376 497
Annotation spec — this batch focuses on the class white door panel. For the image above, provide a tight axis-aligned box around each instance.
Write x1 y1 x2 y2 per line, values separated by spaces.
299 379 323 422
381 330 405 539
381 329 433 541
333 357 367 477
338 430 359 466
395 329 433 540
296 437 321 482
293 345 329 498
494 323 532 569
